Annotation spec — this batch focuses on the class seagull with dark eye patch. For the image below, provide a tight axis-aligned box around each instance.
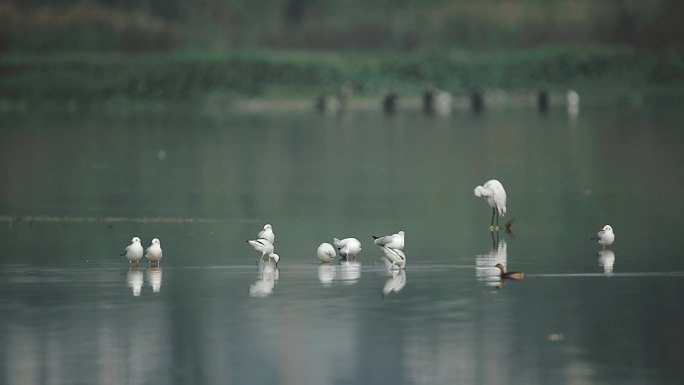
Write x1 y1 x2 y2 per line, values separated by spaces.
247 238 280 265
121 236 144 264
591 225 615 249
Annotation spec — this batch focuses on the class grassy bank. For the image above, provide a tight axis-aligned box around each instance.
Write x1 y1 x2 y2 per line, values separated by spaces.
1 46 683 112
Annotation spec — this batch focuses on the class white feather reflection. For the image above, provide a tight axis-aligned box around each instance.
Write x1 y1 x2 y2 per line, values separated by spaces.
146 266 162 293
249 263 279 297
383 269 407 296
126 267 144 296
337 261 361 285
598 249 615 274
318 264 337 286
476 238 507 287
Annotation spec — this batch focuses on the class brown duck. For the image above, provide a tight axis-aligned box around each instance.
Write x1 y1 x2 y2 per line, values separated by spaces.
495 263 525 280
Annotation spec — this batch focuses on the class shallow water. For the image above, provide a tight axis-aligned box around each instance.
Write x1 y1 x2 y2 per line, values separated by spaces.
1 105 683 385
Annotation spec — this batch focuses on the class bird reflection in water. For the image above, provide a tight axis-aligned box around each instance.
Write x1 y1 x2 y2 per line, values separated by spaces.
476 234 508 288
126 267 144 296
598 249 615 274
382 269 406 297
318 264 337 286
146 266 163 293
337 261 361 285
249 263 279 297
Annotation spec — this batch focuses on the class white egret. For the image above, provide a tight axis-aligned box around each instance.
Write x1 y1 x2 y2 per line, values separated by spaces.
474 179 507 231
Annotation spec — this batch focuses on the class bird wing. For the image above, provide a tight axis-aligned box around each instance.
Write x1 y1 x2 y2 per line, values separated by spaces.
373 235 393 246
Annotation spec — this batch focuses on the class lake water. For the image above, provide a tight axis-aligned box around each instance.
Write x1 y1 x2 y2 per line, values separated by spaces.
1 103 683 385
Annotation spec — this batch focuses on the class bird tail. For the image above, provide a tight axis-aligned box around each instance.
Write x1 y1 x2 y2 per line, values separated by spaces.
119 252 126 256
372 235 379 240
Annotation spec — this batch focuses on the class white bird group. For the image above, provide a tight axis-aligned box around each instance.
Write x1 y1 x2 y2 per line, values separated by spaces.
312 230 407 269
121 237 163 265
119 179 615 275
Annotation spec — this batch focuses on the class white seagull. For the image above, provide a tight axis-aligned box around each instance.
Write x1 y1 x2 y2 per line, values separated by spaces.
474 179 507 231
372 230 405 250
317 242 337 263
592 225 615 249
257 224 275 244
247 238 280 265
121 236 144 264
333 237 362 261
145 238 163 264
381 246 407 270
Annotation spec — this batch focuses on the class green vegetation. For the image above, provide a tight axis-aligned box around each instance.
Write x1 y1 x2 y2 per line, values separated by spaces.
1 1 683 111
1 1 683 52
1 46 683 111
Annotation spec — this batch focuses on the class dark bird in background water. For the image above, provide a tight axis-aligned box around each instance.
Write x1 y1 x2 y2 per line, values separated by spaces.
495 263 525 280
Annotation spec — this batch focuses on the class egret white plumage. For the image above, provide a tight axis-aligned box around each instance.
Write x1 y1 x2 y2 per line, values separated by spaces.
145 238 163 264
257 224 275 244
317 242 337 263
121 236 144 264
474 179 507 231
592 225 615 249
372 231 405 250
333 237 362 261
247 238 280 265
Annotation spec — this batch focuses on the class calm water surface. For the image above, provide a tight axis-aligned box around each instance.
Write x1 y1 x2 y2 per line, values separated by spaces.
1 105 683 385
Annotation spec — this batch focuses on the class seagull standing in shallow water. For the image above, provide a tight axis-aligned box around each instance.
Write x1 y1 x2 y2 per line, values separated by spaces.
372 231 405 250
333 237 362 261
121 236 144 264
257 224 275 244
373 231 406 269
317 242 337 263
145 238 163 264
381 246 407 270
247 238 280 265
592 225 615 249
474 179 507 231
